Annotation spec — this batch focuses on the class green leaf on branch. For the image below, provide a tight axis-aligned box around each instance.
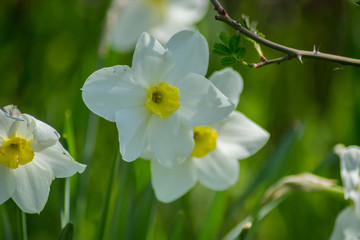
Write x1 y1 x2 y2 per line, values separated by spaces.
240 14 265 38
229 34 241 53
239 15 266 58
221 57 237 65
218 31 230 45
213 43 232 56
356 1 360 6
214 32 246 66
236 47 246 59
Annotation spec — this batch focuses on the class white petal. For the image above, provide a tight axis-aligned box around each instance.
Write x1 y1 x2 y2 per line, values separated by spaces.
215 111 269 160
330 206 360 240
148 114 194 168
32 141 86 178
0 165 16 205
151 158 196 203
5 113 35 141
132 32 175 86
23 114 60 144
166 0 209 25
108 0 160 52
149 20 194 44
165 30 209 82
209 68 243 106
177 73 234 126
115 107 152 162
12 162 54 214
82 65 146 122
339 146 360 214
0 110 15 138
194 150 239 190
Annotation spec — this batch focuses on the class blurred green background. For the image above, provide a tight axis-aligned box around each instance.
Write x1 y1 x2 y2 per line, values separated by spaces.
0 0 359 239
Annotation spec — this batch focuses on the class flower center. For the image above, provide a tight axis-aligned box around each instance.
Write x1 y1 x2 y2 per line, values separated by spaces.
150 0 166 4
0 136 34 169
145 0 167 17
145 82 180 118
190 126 217 158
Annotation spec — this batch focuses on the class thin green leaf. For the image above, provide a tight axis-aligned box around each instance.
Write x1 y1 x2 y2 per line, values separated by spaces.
168 211 186 240
218 32 230 45
64 110 77 158
96 148 121 240
58 223 74 240
133 184 157 240
223 196 287 240
225 123 304 224
199 192 227 240
213 43 232 56
253 42 264 57
221 57 237 66
241 14 251 29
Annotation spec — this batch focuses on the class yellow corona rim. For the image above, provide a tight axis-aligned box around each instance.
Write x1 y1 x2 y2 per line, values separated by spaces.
145 82 180 118
0 136 34 169
191 126 217 158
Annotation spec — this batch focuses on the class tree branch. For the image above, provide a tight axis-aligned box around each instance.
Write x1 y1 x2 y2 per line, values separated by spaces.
210 0 360 67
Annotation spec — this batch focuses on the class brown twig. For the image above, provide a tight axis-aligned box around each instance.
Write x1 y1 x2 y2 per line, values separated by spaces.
211 0 360 67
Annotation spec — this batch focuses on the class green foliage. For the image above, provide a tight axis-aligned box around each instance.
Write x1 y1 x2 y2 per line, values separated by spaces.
356 1 360 6
221 56 237 66
213 43 231 56
213 32 245 66
240 15 265 57
240 15 265 38
213 16 266 67
58 223 74 240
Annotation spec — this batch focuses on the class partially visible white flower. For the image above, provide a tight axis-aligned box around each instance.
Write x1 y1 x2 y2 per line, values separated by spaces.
82 31 234 169
330 206 360 240
330 145 360 239
0 106 86 214
146 68 270 202
338 145 360 214
107 0 209 52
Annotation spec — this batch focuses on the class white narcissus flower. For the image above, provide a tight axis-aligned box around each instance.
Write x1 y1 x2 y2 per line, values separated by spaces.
107 0 209 52
330 206 360 240
338 145 360 214
82 30 234 169
0 106 86 214
330 145 360 240
146 68 270 203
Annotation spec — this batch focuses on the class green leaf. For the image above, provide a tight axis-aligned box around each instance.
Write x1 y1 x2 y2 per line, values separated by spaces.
241 14 251 29
213 43 231 56
257 31 265 38
221 57 236 66
223 196 287 240
229 34 241 53
356 1 360 6
198 192 227 240
235 47 246 59
58 223 74 240
218 32 230 45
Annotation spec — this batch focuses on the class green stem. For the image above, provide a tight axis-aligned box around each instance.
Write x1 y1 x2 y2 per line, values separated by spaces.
322 185 344 196
96 147 121 240
63 178 70 228
20 210 27 240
